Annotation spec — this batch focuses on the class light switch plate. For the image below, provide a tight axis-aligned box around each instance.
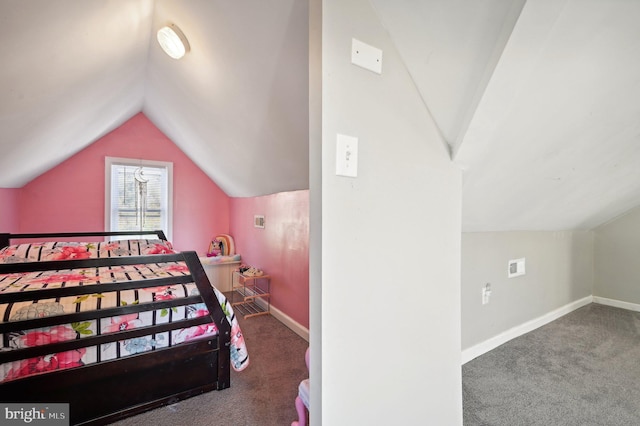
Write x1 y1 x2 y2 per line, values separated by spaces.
336 134 358 177
351 38 382 74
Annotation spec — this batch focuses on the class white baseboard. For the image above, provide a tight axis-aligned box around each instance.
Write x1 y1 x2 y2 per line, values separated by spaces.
253 297 309 342
593 296 640 312
461 295 593 365
270 305 310 342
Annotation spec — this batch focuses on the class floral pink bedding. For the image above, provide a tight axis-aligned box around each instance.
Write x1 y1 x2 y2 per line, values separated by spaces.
0 239 249 383
0 239 175 263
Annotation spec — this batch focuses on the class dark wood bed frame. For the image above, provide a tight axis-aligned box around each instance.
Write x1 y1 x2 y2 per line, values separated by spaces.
0 231 231 425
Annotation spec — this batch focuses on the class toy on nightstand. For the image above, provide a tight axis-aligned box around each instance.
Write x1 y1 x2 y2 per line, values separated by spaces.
207 239 223 257
207 234 237 257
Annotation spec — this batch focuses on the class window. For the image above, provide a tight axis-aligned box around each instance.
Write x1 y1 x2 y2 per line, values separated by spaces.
105 157 173 241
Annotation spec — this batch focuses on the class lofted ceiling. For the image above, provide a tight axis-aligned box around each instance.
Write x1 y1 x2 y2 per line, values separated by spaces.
0 0 309 197
373 0 640 231
1 0 639 232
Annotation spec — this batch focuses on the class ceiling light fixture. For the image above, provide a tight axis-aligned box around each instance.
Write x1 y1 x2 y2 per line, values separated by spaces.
157 24 190 59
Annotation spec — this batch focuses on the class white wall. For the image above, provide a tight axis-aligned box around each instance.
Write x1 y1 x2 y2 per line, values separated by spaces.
308 0 322 424
461 231 594 352
321 0 462 424
594 206 640 305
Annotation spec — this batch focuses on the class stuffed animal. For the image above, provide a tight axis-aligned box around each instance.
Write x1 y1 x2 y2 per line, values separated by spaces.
207 239 223 257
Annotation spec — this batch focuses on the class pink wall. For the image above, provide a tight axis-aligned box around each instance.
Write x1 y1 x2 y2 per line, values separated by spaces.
0 188 19 233
6 113 309 328
230 190 309 329
18 113 230 253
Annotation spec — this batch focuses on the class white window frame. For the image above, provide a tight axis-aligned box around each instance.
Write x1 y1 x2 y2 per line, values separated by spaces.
105 157 173 242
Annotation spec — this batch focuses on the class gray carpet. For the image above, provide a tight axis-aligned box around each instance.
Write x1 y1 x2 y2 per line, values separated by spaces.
110 312 309 426
463 303 640 426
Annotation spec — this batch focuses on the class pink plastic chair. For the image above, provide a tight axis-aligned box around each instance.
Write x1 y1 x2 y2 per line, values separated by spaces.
292 347 310 426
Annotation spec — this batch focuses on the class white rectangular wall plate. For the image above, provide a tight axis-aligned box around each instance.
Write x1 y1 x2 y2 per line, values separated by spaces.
254 215 265 228
336 134 358 177
351 38 382 74
508 258 526 278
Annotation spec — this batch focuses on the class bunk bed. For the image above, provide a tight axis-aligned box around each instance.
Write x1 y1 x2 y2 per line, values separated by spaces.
0 230 248 425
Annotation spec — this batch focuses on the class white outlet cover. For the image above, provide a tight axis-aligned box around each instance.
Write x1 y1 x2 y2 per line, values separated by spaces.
336 134 358 177
351 38 382 74
508 258 526 278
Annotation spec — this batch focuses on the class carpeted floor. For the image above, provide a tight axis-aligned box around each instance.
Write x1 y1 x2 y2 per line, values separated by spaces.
463 303 640 426
110 311 309 426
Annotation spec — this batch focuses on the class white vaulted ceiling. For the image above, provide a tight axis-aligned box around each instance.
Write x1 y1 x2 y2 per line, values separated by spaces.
1 0 639 231
372 0 640 231
0 0 309 197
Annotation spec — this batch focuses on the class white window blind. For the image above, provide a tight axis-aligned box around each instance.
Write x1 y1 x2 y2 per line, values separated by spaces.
105 157 173 240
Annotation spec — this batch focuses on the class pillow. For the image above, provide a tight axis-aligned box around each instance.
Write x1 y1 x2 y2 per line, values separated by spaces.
214 234 235 256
